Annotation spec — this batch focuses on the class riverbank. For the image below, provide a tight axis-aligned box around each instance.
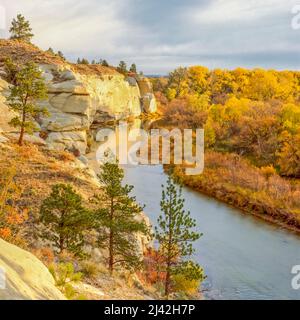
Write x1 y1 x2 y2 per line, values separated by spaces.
123 164 300 299
167 151 300 234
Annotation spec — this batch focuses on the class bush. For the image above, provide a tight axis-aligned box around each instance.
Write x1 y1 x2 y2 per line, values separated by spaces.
79 261 99 279
49 262 83 300
171 274 200 296
163 97 207 129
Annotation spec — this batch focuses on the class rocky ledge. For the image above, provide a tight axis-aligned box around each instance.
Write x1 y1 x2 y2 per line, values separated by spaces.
0 62 157 154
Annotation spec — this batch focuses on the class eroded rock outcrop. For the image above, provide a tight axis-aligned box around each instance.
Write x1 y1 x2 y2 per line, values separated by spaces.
0 62 157 153
0 239 65 300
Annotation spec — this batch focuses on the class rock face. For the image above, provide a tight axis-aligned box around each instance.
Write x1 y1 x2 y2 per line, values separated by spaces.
0 239 65 300
0 79 16 134
0 64 157 153
136 78 157 113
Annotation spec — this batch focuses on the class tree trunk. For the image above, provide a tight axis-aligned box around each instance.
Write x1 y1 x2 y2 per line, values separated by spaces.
18 124 25 146
165 263 171 299
18 109 26 146
108 198 114 274
109 229 114 274
59 236 64 253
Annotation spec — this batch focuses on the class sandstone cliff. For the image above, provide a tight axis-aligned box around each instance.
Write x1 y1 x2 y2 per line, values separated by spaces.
0 40 157 153
0 239 65 300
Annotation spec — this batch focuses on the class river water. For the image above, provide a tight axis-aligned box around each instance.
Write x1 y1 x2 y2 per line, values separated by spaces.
88 122 300 300
122 164 300 300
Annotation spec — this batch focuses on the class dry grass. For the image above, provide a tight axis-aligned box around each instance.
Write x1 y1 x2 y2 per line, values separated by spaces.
0 142 99 220
0 39 119 76
0 39 65 66
70 63 119 76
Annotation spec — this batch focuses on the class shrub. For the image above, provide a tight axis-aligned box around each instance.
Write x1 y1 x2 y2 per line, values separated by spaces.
49 262 83 300
171 273 200 296
79 261 99 279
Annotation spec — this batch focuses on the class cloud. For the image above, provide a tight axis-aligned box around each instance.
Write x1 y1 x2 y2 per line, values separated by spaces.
188 0 295 24
1 0 300 74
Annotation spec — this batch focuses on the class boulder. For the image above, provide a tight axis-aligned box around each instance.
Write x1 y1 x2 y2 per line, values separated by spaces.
43 113 89 132
60 70 76 81
50 93 72 110
62 95 91 115
0 239 65 300
47 80 89 95
126 76 138 86
46 131 87 154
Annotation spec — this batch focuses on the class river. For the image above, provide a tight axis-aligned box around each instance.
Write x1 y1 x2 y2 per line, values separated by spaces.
122 164 300 300
88 122 300 300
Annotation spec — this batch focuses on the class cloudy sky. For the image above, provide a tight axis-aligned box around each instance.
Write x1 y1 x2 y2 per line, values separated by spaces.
0 0 300 74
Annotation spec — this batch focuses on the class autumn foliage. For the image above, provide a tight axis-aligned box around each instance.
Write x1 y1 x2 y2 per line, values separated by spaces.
153 66 300 177
0 167 28 245
152 65 300 229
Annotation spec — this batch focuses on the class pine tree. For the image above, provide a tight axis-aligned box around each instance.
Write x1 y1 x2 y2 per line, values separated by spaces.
92 161 149 274
117 61 127 75
9 14 34 42
129 63 137 74
101 59 109 67
46 47 55 55
39 184 91 255
77 58 89 65
3 58 19 85
57 51 66 60
155 175 205 299
6 61 48 146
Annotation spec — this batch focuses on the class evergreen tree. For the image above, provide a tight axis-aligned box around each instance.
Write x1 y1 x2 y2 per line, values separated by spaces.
3 58 19 85
6 61 48 146
57 51 66 60
9 14 34 42
155 175 205 299
129 63 137 74
117 61 127 75
39 184 91 255
101 59 109 67
77 58 89 65
46 47 55 55
92 161 149 274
